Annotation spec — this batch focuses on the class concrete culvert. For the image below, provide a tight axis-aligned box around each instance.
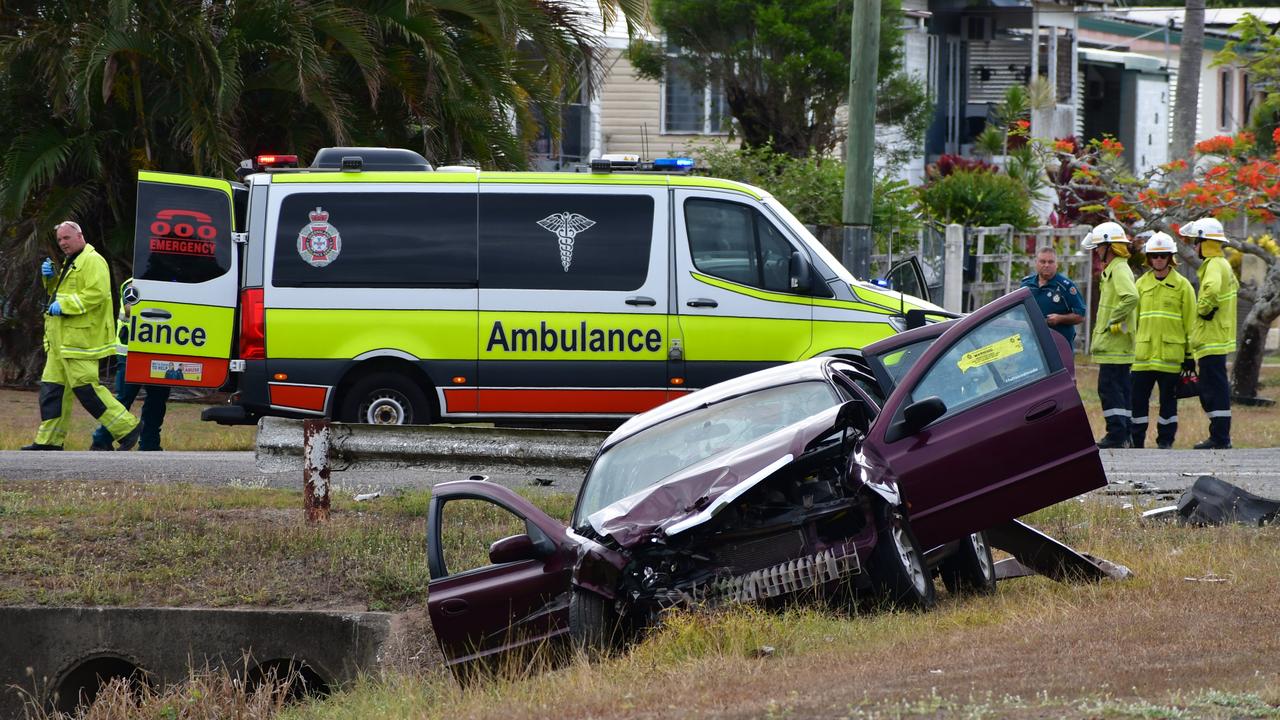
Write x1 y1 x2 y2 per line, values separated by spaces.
52 654 151 715
245 659 329 702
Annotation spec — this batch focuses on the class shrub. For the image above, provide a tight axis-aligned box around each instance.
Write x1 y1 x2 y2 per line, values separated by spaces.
918 169 1034 229
693 141 921 235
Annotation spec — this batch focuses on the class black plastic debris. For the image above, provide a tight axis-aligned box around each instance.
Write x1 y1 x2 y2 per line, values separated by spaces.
1176 476 1280 527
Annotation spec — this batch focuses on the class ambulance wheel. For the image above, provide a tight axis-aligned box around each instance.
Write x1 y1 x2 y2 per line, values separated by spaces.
340 372 431 425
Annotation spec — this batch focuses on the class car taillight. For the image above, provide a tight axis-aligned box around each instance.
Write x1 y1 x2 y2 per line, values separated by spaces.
239 287 265 360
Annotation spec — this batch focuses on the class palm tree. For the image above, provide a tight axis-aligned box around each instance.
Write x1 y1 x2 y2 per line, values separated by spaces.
0 0 639 382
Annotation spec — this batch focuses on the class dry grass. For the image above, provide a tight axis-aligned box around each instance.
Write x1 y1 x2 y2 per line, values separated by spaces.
287 500 1280 720
18 666 299 720
0 387 254 451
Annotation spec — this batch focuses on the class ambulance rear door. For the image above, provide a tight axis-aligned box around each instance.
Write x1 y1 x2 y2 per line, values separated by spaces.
126 171 240 389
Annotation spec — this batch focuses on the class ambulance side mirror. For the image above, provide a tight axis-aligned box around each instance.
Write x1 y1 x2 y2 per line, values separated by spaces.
789 251 813 294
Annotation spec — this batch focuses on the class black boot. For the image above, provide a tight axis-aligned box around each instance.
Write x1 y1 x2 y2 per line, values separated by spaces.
20 443 63 451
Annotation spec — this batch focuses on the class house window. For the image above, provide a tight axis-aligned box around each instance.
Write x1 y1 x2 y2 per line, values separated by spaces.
663 57 728 135
1218 68 1234 129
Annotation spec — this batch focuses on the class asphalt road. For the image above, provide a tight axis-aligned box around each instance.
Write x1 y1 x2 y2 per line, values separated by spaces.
1 448 1278 501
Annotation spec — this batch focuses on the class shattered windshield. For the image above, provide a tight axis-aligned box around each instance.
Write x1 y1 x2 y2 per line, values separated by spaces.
574 381 841 528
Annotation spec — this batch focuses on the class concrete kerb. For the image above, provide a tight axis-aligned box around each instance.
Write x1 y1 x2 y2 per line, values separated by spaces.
255 416 608 476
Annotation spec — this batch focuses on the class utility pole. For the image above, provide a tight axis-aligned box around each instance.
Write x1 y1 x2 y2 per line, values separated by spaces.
842 0 881 280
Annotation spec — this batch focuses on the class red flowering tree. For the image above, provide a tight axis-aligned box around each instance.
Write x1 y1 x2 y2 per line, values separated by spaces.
1040 129 1280 402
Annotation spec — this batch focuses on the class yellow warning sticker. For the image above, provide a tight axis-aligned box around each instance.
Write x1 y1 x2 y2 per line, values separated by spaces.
958 334 1023 372
150 360 203 382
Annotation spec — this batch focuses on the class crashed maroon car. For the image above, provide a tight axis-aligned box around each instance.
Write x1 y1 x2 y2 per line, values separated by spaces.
425 289 1107 668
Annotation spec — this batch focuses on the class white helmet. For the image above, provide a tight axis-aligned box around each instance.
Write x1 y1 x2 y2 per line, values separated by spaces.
1179 217 1226 242
1143 232 1177 255
1082 221 1129 249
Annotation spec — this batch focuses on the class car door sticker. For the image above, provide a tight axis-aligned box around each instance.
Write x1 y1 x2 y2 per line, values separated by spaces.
536 212 596 271
958 334 1023 373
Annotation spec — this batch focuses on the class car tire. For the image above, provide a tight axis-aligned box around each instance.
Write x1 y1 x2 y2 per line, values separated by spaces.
939 531 997 596
339 372 431 425
568 588 626 654
867 504 936 611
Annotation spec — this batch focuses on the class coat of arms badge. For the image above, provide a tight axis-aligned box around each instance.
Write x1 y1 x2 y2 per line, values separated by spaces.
298 207 341 268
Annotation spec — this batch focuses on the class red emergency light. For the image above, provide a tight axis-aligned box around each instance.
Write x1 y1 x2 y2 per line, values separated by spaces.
255 154 298 170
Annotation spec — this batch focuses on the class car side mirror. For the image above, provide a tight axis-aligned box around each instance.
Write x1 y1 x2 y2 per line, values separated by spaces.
902 396 946 435
789 251 812 293
488 533 539 565
836 398 869 434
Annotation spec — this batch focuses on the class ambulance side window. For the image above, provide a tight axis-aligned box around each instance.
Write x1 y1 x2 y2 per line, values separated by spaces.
685 198 798 294
480 193 653 291
272 192 477 288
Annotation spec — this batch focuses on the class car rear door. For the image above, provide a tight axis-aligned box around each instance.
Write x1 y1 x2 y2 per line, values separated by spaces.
862 289 1106 549
426 481 575 669
126 172 240 389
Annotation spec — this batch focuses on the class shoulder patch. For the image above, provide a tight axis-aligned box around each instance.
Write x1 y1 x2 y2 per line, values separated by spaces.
1069 286 1077 295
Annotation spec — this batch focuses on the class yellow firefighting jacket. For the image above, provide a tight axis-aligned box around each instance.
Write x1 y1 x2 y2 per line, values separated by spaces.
1133 269 1195 373
1191 255 1239 359
1091 257 1138 364
41 243 117 360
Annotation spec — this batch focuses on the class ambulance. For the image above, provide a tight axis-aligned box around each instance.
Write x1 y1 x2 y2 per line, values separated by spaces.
125 147 949 426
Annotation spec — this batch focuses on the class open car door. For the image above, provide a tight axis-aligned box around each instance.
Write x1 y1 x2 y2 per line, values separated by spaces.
884 256 930 305
426 481 575 671
862 288 1106 550
126 172 241 389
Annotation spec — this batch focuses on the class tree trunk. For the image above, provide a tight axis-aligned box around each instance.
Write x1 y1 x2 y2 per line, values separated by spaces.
1169 0 1205 180
1231 261 1280 401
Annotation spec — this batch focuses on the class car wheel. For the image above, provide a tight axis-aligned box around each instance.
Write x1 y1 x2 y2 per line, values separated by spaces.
939 531 997 596
339 372 431 425
568 588 626 654
868 504 936 611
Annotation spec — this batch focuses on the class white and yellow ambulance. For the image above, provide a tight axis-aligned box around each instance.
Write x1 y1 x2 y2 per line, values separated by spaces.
125 147 947 425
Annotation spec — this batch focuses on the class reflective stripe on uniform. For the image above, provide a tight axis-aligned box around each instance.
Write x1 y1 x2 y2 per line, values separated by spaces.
1131 415 1149 424
1206 410 1233 418
1157 415 1178 424
1102 408 1132 417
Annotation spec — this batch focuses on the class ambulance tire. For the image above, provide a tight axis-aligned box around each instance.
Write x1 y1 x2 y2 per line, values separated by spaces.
340 372 431 425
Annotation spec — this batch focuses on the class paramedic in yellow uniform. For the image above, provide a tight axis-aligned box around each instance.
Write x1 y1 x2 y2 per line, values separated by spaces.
22 221 141 451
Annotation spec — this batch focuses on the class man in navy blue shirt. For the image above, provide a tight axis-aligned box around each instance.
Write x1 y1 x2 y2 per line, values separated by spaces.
1019 246 1086 348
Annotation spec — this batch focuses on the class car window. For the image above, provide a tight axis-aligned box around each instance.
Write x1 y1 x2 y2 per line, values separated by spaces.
869 338 934 392
575 381 841 526
909 305 1049 420
436 498 532 577
834 369 885 409
685 198 798 293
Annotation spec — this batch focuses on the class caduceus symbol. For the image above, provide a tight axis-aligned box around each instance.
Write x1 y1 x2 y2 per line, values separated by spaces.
537 212 596 272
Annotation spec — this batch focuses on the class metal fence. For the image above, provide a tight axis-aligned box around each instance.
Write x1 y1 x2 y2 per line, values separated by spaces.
812 222 1096 352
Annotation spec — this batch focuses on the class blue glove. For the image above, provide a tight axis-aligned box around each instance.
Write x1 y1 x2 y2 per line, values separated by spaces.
41 258 54 278
47 301 61 316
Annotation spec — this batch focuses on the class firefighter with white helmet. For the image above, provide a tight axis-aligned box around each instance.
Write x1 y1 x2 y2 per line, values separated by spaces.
1129 232 1195 448
1179 217 1238 449
1083 221 1138 448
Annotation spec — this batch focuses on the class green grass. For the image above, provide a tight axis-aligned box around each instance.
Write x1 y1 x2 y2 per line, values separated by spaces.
0 481 573 610
0 387 254 450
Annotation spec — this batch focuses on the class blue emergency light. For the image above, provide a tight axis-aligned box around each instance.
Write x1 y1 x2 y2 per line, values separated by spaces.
653 157 695 169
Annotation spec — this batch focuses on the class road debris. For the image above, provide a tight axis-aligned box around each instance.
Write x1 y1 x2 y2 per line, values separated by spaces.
353 491 381 502
1176 476 1279 526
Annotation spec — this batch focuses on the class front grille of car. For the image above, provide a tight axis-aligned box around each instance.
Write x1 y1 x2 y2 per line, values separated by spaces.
715 530 805 572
